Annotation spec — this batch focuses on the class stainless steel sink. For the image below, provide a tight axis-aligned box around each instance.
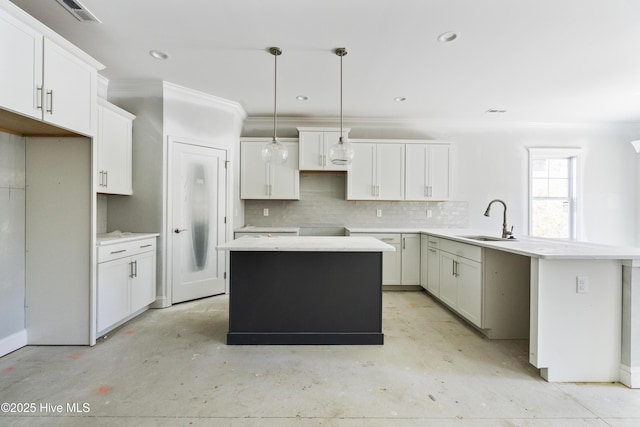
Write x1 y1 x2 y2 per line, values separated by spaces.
458 235 517 242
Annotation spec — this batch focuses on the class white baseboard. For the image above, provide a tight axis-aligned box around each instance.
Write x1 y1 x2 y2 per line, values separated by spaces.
151 295 170 309
0 330 27 357
619 364 640 388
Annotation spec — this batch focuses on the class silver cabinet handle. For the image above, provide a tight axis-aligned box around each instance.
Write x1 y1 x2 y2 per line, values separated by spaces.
140 244 153 248
174 228 187 233
402 237 406 250
36 85 43 110
110 249 126 255
425 186 429 197
428 248 437 253
46 89 53 114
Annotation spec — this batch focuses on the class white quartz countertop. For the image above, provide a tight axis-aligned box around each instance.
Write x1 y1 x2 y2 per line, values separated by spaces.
234 226 300 233
347 227 640 260
217 236 395 252
96 232 159 246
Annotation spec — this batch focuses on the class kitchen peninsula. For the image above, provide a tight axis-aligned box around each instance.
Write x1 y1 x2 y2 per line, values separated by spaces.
217 236 395 345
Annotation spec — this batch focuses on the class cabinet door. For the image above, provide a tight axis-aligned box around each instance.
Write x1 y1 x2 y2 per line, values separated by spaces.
401 234 421 285
429 145 450 200
347 143 376 200
382 241 402 285
439 251 457 308
42 38 96 136
456 257 482 327
130 250 156 313
240 142 269 198
299 131 324 170
426 247 440 296
97 257 131 332
269 142 300 199
377 144 405 200
0 9 42 120
420 235 429 290
405 144 428 200
97 103 133 195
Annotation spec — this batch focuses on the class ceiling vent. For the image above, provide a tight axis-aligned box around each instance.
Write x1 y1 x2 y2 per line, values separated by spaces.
55 0 101 23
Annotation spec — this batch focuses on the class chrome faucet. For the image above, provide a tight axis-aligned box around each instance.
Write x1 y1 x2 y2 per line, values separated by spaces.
484 199 513 239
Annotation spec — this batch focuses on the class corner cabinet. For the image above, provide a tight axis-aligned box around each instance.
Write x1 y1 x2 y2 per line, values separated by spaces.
97 235 157 335
240 139 300 200
0 6 99 136
405 144 450 201
347 142 405 200
297 128 350 171
97 99 134 195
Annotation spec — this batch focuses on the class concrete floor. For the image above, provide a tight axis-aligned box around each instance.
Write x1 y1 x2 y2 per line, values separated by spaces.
1 291 639 426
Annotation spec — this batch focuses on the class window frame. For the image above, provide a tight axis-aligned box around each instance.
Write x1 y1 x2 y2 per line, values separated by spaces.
527 148 581 240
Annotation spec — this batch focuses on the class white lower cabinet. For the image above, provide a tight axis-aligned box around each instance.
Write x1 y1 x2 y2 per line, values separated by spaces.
349 232 419 286
425 236 441 296
433 236 483 328
97 237 157 334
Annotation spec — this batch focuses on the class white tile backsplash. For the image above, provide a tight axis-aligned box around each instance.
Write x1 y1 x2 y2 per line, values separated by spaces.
245 172 468 228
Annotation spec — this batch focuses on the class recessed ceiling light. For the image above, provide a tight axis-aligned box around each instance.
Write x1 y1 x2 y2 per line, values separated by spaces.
394 97 407 102
296 95 309 101
437 31 459 43
149 50 169 60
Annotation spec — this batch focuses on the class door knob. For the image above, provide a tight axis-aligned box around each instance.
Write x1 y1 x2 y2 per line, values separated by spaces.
174 228 187 234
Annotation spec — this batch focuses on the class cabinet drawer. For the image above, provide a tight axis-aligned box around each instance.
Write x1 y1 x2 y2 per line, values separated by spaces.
98 238 156 263
440 239 482 262
351 233 401 244
426 236 440 248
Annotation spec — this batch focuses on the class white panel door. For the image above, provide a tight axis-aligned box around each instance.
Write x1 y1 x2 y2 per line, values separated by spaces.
97 257 130 332
439 251 457 308
0 9 42 119
130 251 156 313
456 257 482 327
171 142 226 303
401 234 421 285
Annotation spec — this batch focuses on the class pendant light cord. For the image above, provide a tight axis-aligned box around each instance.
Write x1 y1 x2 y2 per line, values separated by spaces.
340 52 343 143
273 50 278 142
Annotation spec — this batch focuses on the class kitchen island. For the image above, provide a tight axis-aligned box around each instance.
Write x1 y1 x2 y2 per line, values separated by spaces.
217 236 395 345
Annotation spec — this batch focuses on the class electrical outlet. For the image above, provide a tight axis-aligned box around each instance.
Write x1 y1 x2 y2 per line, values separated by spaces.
376 209 382 217
427 209 433 218
263 208 269 217
576 276 589 293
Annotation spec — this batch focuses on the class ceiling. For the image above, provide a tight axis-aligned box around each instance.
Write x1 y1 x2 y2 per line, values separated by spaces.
9 0 640 124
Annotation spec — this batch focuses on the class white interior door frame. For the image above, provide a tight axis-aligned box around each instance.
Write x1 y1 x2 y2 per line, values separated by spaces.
165 135 230 305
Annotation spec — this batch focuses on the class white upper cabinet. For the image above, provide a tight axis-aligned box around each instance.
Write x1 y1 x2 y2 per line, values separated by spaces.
97 99 134 195
298 128 350 171
241 140 300 200
0 8 42 120
405 143 450 201
42 38 97 136
347 142 404 200
0 6 99 136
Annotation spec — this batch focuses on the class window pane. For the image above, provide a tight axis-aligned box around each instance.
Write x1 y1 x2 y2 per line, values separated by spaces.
548 158 569 178
548 178 569 197
531 178 548 197
531 159 548 178
531 199 569 238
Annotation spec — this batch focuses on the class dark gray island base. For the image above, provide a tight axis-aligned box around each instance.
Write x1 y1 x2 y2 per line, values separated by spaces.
227 250 384 345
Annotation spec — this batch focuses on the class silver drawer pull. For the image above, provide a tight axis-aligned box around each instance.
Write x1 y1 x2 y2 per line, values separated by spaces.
110 249 126 254
381 238 395 242
139 244 153 248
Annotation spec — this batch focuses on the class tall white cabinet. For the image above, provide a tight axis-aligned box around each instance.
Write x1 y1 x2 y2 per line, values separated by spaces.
240 139 300 199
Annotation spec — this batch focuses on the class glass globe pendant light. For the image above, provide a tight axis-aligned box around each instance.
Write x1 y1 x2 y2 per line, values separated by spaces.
262 47 288 164
328 47 354 165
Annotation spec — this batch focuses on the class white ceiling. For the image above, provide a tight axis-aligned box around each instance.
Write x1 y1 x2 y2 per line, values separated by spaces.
10 0 640 124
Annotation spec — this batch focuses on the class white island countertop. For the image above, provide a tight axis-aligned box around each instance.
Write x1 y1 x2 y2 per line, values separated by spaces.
217 236 395 252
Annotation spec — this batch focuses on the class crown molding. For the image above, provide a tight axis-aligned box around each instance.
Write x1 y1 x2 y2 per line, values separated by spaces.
162 81 247 120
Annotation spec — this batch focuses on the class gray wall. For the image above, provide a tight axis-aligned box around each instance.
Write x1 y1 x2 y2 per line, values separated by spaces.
0 132 26 344
245 172 468 229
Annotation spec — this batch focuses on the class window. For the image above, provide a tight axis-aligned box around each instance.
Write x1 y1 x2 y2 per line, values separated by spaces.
528 148 579 240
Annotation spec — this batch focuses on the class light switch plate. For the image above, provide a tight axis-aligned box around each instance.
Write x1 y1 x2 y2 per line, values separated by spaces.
576 276 589 293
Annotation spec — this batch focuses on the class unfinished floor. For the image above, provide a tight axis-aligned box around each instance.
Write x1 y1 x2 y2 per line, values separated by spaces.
1 291 639 426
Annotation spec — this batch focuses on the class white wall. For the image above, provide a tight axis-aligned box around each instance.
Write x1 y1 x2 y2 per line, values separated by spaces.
0 132 26 353
244 118 639 247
